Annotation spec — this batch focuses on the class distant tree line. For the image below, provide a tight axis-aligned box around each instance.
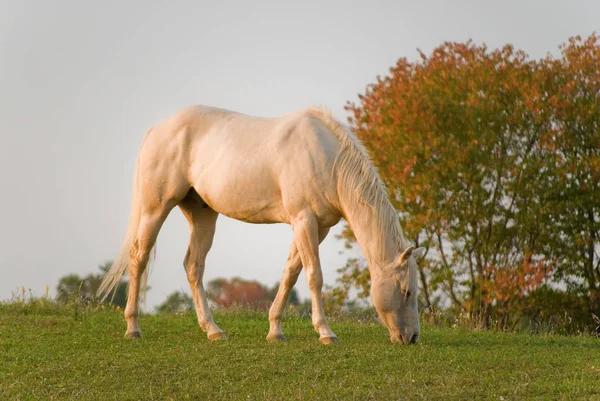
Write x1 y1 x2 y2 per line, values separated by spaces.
55 267 301 314
56 262 127 307
156 277 300 313
329 34 600 332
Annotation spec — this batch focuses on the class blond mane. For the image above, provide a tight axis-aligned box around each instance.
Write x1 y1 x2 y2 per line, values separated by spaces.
305 108 408 256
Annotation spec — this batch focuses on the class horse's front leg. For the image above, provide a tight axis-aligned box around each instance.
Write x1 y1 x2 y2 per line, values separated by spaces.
291 212 337 344
267 227 330 342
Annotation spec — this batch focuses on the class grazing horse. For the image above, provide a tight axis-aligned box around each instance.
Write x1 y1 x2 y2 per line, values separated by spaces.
98 105 425 344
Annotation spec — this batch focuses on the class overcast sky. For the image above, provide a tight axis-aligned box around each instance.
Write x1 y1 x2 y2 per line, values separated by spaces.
1 0 597 309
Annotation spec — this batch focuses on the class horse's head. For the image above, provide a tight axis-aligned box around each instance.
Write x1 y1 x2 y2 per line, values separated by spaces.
371 245 426 344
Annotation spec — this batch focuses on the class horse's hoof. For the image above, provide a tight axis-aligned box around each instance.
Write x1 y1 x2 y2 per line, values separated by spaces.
320 336 339 345
266 333 287 343
125 331 142 339
208 331 227 341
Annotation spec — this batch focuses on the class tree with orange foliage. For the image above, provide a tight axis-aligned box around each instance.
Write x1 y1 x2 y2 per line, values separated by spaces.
336 35 600 329
207 277 270 309
207 277 300 310
542 34 600 311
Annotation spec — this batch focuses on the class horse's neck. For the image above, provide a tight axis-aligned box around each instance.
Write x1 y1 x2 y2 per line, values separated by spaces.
341 198 403 268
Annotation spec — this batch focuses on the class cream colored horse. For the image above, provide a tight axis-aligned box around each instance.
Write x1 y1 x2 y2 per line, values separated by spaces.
98 105 425 344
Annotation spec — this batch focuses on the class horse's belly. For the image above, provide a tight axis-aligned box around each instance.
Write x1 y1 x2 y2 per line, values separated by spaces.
196 178 287 224
217 202 286 224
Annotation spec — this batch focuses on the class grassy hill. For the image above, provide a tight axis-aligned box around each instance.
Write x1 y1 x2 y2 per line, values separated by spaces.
1 300 599 400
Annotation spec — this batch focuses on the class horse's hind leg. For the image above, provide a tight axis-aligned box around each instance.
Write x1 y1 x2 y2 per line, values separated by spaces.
179 197 225 341
267 227 330 342
125 205 174 338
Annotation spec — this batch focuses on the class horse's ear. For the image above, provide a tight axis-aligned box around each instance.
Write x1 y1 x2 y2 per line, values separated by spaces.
412 247 426 260
394 246 414 267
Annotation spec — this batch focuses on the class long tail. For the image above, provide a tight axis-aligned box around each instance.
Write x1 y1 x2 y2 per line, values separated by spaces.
97 151 153 305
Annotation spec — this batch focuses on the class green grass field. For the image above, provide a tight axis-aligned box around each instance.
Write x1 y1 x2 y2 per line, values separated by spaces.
1 301 599 401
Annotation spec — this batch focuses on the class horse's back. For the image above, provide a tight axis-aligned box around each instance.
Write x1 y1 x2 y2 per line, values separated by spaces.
139 105 342 225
